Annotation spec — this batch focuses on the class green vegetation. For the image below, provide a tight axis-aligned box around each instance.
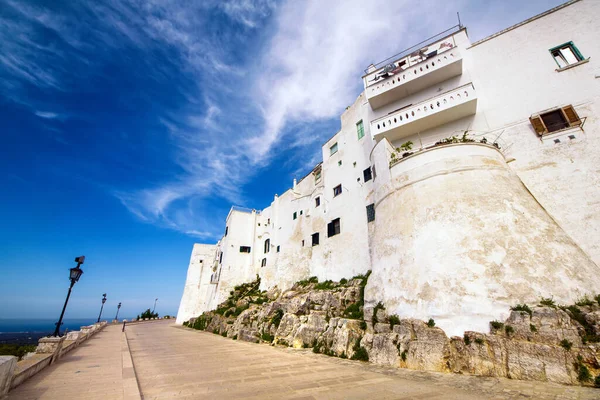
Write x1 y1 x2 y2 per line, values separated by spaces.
270 309 284 327
511 303 532 317
372 302 385 324
137 309 158 320
312 340 321 354
212 329 219 334
261 330 274 343
0 344 37 361
505 325 514 336
595 294 600 306
463 335 471 345
576 362 592 383
490 321 504 330
388 315 400 329
474 338 484 345
359 321 367 330
183 321 189 327
344 303 362 320
564 305 600 343
530 324 537 332
539 297 556 308
575 295 595 307
595 375 600 388
314 280 337 290
191 316 208 331
350 338 369 362
401 350 407 361
560 339 572 351
427 318 435 328
221 331 227 337
232 335 237 340
297 276 319 287
339 278 348 285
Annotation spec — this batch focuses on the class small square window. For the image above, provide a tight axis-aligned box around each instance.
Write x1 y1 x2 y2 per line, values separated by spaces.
277 245 280 252
300 210 303 215
330 142 338 156
312 232 320 246
314 168 322 183
240 246 251 253
363 167 372 182
356 120 365 140
568 135 576 140
541 110 569 133
333 184 342 197
327 218 341 237
554 139 561 144
338 160 342 166
293 212 297 220
261 258 267 267
302 240 305 247
366 204 375 222
315 197 321 207
550 42 584 68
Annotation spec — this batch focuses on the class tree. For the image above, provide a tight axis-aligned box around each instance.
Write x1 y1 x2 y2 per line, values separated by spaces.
137 308 158 320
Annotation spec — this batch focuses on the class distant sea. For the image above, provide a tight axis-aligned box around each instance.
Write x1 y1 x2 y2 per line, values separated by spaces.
0 318 132 345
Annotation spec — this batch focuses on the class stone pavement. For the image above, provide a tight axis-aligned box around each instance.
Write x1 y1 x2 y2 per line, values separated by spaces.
7 324 140 400
126 321 599 400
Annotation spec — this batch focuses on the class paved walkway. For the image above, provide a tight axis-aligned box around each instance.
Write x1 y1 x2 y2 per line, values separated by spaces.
126 321 599 400
7 324 139 400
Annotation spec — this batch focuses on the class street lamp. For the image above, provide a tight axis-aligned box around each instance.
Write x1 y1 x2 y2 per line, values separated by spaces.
115 302 122 321
152 298 158 314
53 256 85 337
97 293 107 323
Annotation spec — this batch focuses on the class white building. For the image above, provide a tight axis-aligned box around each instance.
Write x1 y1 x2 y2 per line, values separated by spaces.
177 0 600 336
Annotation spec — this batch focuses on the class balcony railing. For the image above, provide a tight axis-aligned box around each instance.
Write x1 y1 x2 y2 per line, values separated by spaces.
364 47 463 109
370 83 477 143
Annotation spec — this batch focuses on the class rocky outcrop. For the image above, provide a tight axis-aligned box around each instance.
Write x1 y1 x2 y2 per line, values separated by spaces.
184 275 600 388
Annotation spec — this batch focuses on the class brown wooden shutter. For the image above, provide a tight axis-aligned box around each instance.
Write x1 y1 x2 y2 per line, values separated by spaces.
529 115 547 135
561 105 581 127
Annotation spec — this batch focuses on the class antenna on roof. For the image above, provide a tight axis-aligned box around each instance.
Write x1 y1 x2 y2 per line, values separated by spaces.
457 12 462 28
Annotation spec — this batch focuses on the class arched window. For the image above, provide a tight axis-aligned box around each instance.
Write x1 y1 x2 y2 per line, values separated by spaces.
264 238 270 253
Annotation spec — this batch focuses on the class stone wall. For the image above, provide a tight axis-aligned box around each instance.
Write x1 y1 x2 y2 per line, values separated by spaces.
183 275 600 388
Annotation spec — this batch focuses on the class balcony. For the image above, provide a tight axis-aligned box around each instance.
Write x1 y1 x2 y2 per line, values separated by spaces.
370 83 477 143
364 36 463 109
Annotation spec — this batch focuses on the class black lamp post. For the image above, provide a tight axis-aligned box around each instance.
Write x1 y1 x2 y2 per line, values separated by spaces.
97 293 107 323
53 256 85 337
152 298 158 314
115 302 122 321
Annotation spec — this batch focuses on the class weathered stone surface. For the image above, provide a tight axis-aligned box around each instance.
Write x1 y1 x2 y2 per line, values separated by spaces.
184 276 600 387
0 356 17 398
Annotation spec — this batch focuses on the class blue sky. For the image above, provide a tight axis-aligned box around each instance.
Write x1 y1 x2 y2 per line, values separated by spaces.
0 0 565 319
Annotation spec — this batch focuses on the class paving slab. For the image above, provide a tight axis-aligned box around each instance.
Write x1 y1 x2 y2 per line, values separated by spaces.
7 324 139 400
127 321 599 400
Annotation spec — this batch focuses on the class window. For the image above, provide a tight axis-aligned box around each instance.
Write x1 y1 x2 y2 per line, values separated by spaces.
267 218 270 225
366 204 375 222
312 232 320 246
240 246 251 253
333 184 342 197
550 42 584 69
327 218 341 237
315 196 320 207
330 142 338 156
219 252 223 264
529 105 581 135
293 211 297 220
356 120 365 140
302 240 305 247
338 160 342 166
314 170 322 182
264 239 270 253
261 258 267 267
300 210 303 215
277 245 280 252
225 226 228 236
363 167 372 182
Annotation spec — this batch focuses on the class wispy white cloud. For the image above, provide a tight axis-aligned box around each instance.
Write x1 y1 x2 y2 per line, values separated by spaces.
34 111 60 119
